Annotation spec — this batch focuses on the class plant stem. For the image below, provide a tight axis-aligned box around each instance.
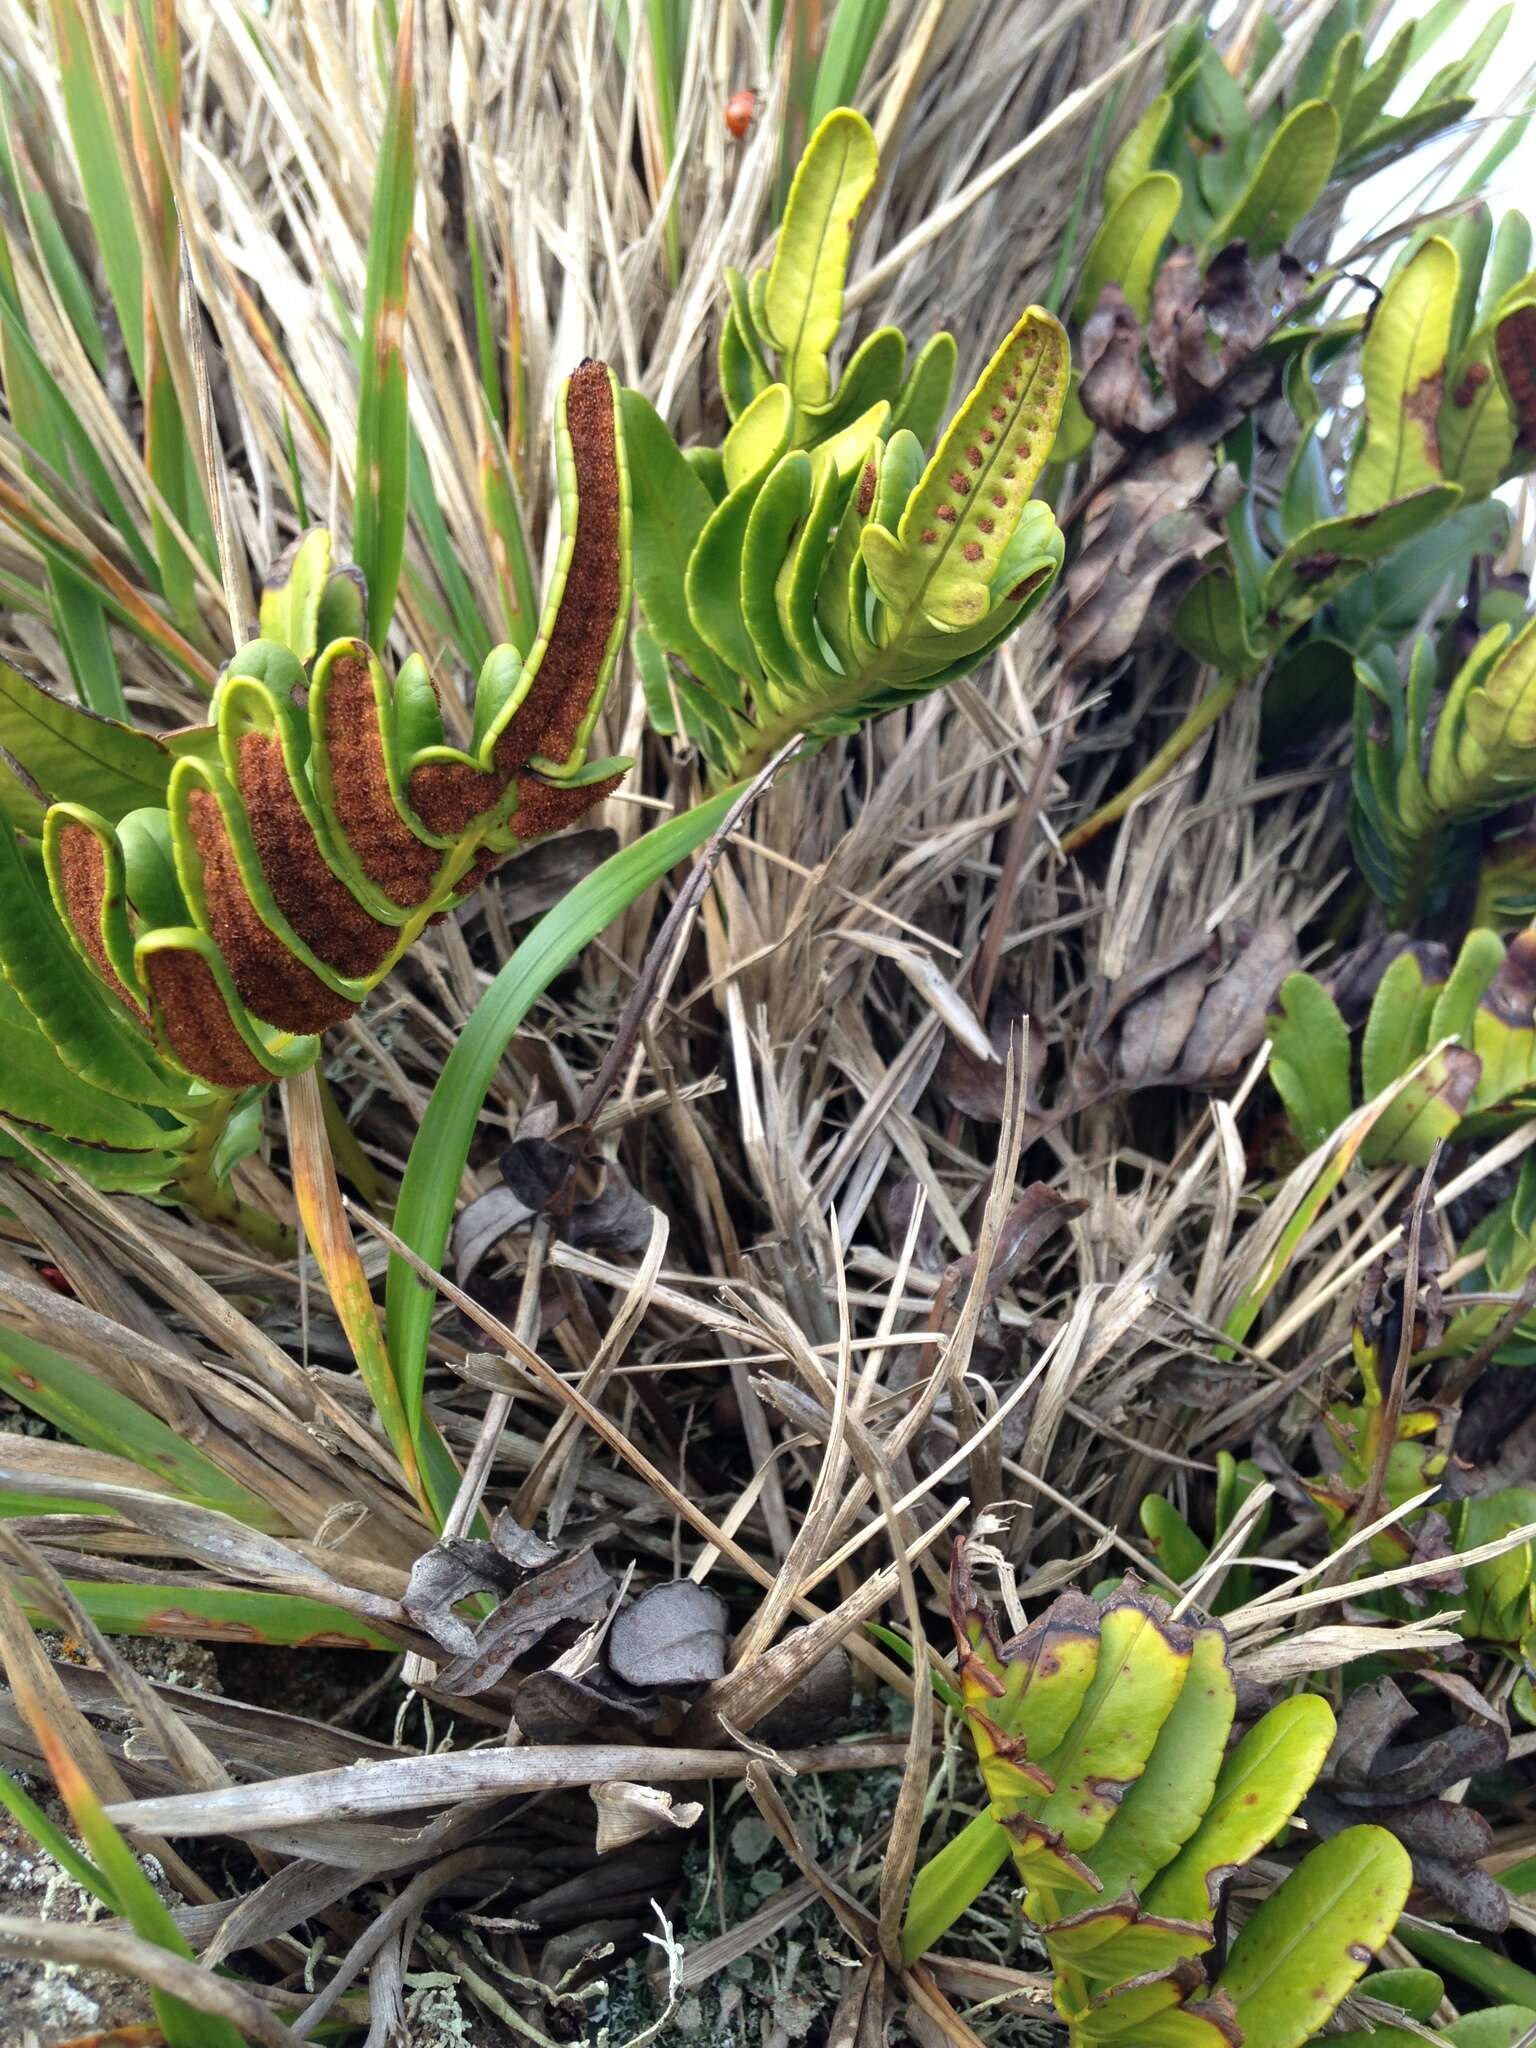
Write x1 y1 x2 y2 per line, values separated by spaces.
1061 670 1242 854
172 1101 295 1257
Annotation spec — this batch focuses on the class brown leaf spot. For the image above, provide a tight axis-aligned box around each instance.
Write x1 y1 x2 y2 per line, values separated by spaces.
1292 551 1341 584
1453 360 1491 408
184 789 356 1033
494 359 625 777
856 460 876 517
142 946 268 1088
144 1609 264 1640
1497 304 1536 447
322 654 444 908
236 734 395 980
962 542 984 562
936 504 957 523
977 516 994 534
1404 368 1445 469
54 822 141 1015
966 445 984 468
920 528 938 545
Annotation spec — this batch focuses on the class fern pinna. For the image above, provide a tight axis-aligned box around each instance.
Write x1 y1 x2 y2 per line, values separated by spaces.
0 361 628 1230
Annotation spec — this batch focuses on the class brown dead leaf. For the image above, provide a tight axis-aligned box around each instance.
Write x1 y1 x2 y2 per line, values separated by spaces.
1176 921 1300 1082
434 1544 614 1696
1115 952 1213 1083
501 1136 658 1256
1058 444 1237 670
607 1582 729 1689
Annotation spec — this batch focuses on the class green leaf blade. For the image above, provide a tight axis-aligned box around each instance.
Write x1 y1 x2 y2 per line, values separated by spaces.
765 108 879 407
353 0 418 647
1216 1826 1412 2048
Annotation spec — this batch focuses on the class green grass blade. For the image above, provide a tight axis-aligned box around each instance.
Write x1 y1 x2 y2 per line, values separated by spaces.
49 567 125 718
385 785 741 1419
0 1324 284 1528
0 88 106 375
130 0 205 638
478 390 537 651
1399 1922 1536 2006
0 1760 112 1905
13 1687 246 2048
407 422 492 668
280 400 309 528
809 0 892 125
465 204 501 431
0 256 162 590
902 1811 1012 1960
354 0 417 647
16 1578 398 1650
0 217 126 715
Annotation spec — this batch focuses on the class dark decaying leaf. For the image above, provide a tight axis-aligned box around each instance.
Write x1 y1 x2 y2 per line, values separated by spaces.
936 1183 1085 1306
451 1183 534 1280
1115 949 1215 1083
606 1582 729 1689
1094 923 1299 1087
513 1666 655 1741
500 1135 658 1255
755 1648 854 1747
1078 243 1304 449
487 827 620 922
1304 1676 1512 1931
402 1510 561 1655
937 1010 1047 1123
1145 244 1279 428
1079 286 1175 439
1176 921 1300 1082
435 1544 615 1696
1321 932 1423 1025
1058 444 1235 671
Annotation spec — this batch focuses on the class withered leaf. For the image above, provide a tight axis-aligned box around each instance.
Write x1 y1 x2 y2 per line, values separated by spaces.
514 1667 655 1742
1176 921 1300 1082
1058 444 1236 671
937 1011 1047 1124
940 1183 1085 1303
1321 933 1424 1026
1310 1674 1513 1931
591 1779 703 1854
1079 286 1174 440
607 1582 728 1690
490 828 619 923
435 1544 614 1696
1116 954 1213 1084
755 1647 854 1748
501 1136 657 1256
452 1184 535 1281
402 1511 561 1656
